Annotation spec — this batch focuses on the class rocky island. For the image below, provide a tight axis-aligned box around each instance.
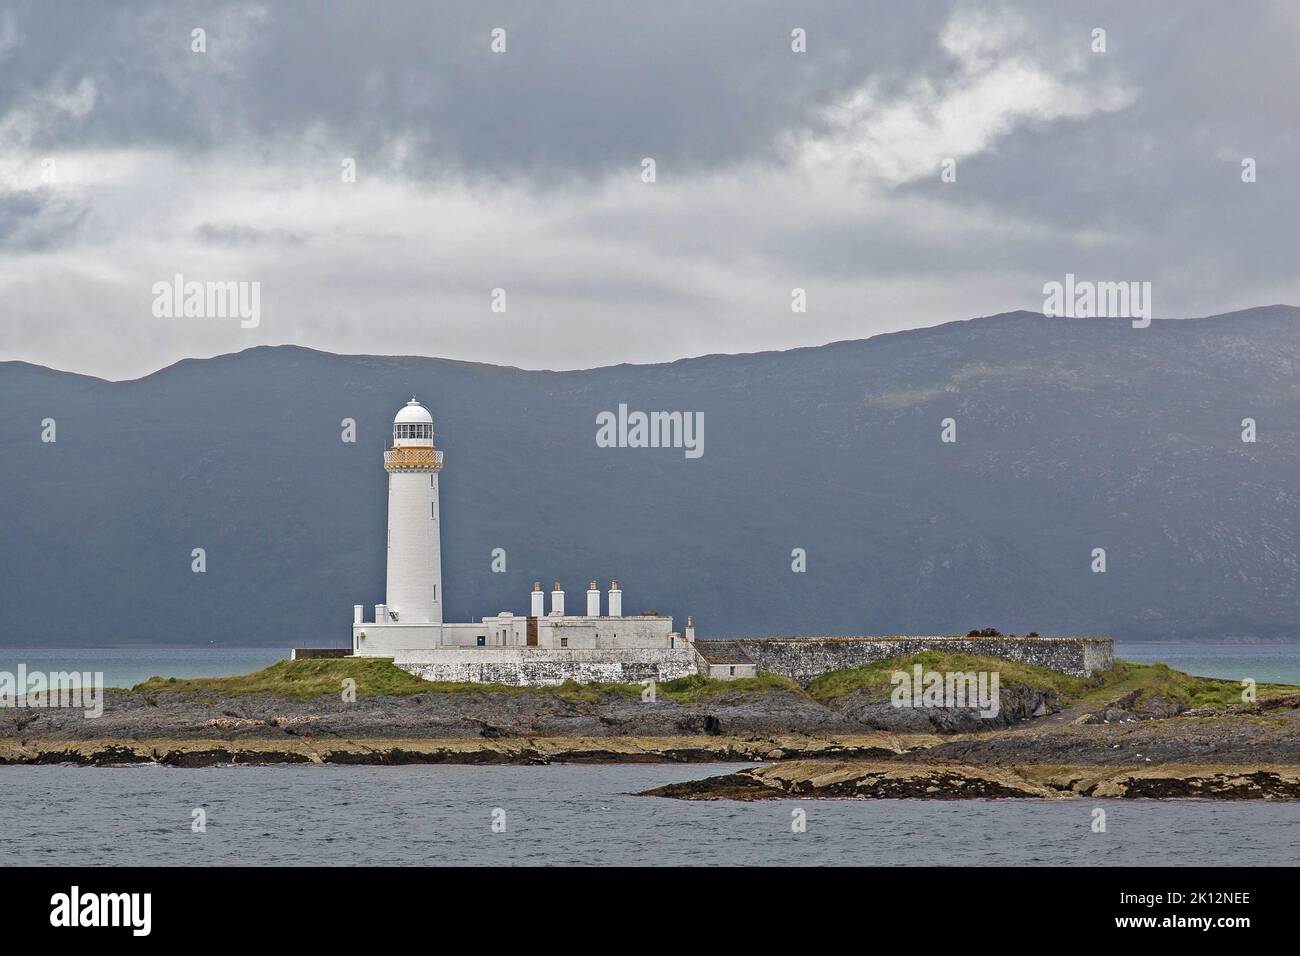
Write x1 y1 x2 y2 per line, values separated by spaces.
3 652 1298 799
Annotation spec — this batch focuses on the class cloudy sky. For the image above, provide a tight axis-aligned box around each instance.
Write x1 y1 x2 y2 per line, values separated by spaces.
1 0 1297 380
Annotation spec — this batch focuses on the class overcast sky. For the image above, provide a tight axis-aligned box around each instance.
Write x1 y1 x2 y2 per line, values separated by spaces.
1 1 1297 380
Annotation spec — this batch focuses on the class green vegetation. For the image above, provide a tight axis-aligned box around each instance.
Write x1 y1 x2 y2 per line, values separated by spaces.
805 651 1297 711
806 651 1087 704
864 365 1036 410
1075 660 1295 712
132 653 1295 714
656 672 801 702
130 658 800 702
134 658 446 699
863 386 948 409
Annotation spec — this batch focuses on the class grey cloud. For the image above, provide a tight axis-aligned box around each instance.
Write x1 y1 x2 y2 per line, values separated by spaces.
3 0 952 177
0 0 1298 379
0 189 87 250
195 222 307 246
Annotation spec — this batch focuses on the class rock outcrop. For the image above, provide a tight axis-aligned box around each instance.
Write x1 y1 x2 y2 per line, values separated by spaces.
642 759 1300 800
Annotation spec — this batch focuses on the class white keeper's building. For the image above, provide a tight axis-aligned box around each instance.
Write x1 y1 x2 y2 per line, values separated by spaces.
350 399 700 685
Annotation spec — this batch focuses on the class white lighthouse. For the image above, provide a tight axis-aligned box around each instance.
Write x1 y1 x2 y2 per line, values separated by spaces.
347 398 693 684
382 398 443 624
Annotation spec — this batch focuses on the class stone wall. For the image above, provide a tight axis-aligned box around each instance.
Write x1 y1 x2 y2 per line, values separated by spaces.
290 648 351 660
383 636 1113 687
721 636 1113 684
392 646 700 687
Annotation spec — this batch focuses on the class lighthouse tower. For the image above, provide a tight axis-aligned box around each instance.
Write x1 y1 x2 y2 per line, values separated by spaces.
383 398 444 624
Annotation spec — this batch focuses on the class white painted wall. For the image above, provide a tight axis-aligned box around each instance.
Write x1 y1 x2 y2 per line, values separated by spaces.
353 614 675 656
708 663 757 680
393 646 700 686
385 470 442 624
536 615 673 649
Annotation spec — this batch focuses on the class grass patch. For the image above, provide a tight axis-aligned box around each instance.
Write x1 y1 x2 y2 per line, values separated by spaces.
133 658 454 700
131 654 1295 711
1073 660 1294 711
806 651 1087 705
129 659 799 702
806 651 1297 712
656 672 803 702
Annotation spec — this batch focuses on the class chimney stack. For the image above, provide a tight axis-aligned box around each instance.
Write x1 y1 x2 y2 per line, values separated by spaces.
608 580 622 617
587 580 601 616
530 581 544 617
685 615 696 643
551 582 565 617
354 605 364 625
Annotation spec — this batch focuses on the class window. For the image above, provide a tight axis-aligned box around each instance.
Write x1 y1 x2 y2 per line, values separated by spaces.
431 502 436 518
729 666 735 676
395 423 432 441
432 584 437 602
560 637 568 648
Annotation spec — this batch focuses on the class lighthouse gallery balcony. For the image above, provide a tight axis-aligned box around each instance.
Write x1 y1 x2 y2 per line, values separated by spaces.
384 447 444 470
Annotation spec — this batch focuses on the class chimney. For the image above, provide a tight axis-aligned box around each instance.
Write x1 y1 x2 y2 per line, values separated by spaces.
685 615 696 643
354 605 364 625
375 604 387 625
608 580 622 617
551 582 565 617
587 580 600 616
530 582 544 617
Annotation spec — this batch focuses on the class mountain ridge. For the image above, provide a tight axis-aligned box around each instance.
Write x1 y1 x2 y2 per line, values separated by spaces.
8 304 1299 385
2 306 1297 647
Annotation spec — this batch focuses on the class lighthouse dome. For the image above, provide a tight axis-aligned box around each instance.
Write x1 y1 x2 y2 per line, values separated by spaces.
392 398 434 446
394 399 432 425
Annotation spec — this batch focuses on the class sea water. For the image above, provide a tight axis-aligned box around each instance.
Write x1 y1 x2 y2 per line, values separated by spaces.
1 644 1296 867
1 763 1297 867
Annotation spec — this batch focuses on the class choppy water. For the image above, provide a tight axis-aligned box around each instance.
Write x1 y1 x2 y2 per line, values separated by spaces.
1 764 1297 866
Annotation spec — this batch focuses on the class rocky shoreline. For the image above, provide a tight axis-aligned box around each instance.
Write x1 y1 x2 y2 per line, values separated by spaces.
2 657 1296 800
7 732 1300 800
0 734 903 767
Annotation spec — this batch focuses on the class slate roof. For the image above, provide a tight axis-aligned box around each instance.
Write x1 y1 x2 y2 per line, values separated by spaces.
695 640 755 665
